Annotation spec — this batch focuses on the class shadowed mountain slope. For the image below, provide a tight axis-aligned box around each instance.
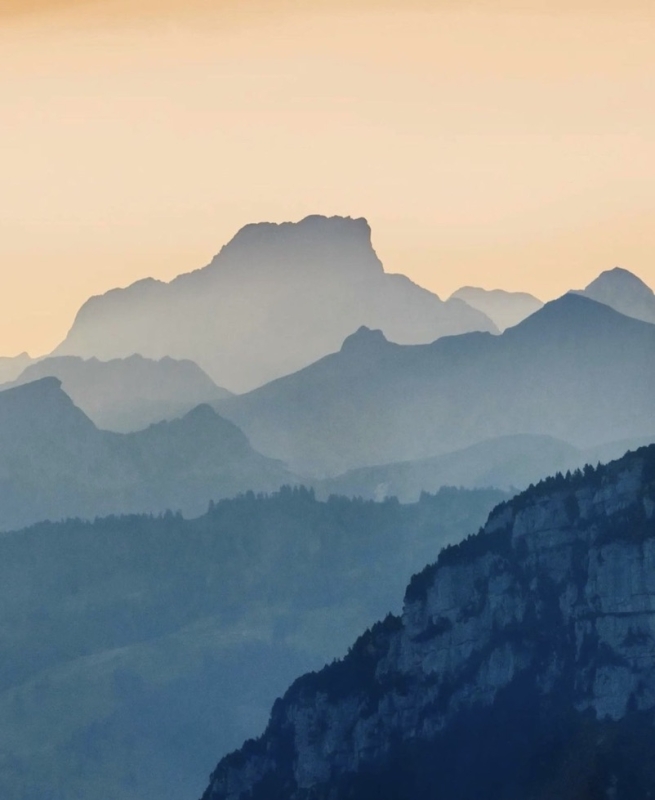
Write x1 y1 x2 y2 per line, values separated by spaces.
575 266 655 324
0 485 506 800
217 294 655 476
449 286 543 331
53 215 496 392
202 444 655 800
0 378 291 530
8 354 232 432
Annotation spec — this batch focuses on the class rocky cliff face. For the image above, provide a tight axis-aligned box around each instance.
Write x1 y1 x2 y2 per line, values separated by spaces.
202 445 655 800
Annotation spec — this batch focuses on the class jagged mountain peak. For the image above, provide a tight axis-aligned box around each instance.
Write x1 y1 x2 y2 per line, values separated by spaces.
4 374 62 393
53 215 496 392
0 375 67 411
0 377 97 440
224 214 372 246
340 326 389 352
202 214 380 279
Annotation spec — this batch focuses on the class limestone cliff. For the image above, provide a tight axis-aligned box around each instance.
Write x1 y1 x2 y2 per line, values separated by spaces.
202 444 655 800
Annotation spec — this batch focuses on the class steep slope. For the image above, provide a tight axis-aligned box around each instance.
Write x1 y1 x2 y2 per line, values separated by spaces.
53 215 496 391
575 266 655 324
218 295 655 476
0 486 506 800
0 379 291 530
450 286 543 331
9 354 232 432
202 444 655 800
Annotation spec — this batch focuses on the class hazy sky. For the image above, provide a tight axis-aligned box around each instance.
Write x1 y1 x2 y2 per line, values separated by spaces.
1 0 654 355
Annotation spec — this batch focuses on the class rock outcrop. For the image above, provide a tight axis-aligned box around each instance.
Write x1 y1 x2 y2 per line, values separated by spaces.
202 444 655 800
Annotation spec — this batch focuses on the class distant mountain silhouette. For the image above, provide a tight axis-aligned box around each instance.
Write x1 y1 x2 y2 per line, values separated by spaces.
0 352 33 384
317 432 655 501
0 378 292 530
53 215 497 392
574 266 655 324
317 434 580 500
7 354 232 432
218 295 655 476
450 286 543 331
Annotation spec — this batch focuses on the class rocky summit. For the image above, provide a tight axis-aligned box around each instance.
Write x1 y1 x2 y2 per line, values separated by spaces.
53 215 496 392
202 444 655 800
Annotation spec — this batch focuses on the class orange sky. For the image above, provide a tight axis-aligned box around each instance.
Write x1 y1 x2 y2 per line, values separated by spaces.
1 0 654 356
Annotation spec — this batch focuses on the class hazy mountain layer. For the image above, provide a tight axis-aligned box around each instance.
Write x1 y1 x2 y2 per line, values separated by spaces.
0 352 34 384
53 215 496 392
449 286 543 331
317 433 655 501
7 354 232 432
0 486 505 800
218 295 655 476
0 378 291 530
203 444 655 800
575 266 655 324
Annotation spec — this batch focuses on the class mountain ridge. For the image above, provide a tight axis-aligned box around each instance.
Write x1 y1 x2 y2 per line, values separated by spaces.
574 266 655 325
53 215 497 392
0 378 293 531
6 353 232 432
201 443 655 800
217 294 655 476
450 285 543 330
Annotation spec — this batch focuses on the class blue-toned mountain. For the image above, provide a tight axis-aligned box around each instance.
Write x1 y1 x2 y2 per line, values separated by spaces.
575 266 655 325
218 294 655 476
202 443 655 800
7 353 231 432
0 378 290 530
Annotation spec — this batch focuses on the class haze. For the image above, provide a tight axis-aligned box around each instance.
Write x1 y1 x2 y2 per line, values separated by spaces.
2 0 654 355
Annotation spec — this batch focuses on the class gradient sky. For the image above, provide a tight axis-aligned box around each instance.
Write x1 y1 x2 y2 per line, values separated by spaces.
1 0 654 356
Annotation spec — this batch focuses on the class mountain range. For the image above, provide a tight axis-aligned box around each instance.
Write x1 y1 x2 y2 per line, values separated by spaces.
0 485 505 800
52 215 497 392
0 377 290 531
5 354 232 432
217 294 655 476
202 443 655 800
316 432 655 501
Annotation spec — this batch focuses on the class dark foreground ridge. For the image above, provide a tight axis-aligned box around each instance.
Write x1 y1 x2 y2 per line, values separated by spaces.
202 444 655 800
